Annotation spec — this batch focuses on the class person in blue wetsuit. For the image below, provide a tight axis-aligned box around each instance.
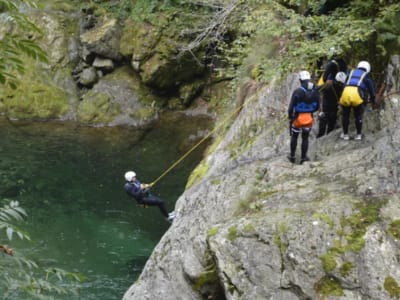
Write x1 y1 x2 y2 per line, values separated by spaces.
288 70 320 164
124 171 175 222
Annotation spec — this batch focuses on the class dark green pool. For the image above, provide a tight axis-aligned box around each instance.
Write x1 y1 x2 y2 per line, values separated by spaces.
0 113 211 299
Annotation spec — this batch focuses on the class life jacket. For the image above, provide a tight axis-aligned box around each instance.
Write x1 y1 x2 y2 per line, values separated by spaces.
294 86 319 113
339 68 368 107
345 68 367 90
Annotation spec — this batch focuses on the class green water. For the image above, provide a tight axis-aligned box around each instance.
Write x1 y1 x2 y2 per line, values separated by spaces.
0 113 211 299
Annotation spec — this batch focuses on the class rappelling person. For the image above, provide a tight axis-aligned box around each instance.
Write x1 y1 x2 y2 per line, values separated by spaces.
317 71 346 137
287 70 320 164
124 171 176 222
339 60 376 141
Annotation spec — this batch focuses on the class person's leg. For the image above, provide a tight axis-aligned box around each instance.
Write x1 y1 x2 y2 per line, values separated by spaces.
317 113 327 138
289 128 300 162
301 128 311 162
341 106 350 135
142 195 169 218
354 104 364 135
326 109 337 134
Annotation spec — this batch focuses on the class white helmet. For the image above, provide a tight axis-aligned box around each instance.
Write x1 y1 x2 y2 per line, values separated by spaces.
299 70 311 81
357 61 371 73
335 72 347 84
124 171 136 181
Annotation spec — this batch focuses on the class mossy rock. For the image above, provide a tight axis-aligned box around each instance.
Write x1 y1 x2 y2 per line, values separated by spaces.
77 91 121 124
1 78 69 120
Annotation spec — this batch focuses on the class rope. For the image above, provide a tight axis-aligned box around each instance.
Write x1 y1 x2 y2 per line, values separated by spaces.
148 93 257 187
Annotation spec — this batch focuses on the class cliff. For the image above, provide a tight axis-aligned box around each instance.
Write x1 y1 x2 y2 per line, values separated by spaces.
123 56 400 300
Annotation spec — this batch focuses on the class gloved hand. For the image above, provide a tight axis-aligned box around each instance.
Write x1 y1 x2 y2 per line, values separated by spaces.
318 112 326 119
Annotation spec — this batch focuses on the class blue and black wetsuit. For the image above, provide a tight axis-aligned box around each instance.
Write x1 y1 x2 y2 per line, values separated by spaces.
124 180 169 217
288 82 320 162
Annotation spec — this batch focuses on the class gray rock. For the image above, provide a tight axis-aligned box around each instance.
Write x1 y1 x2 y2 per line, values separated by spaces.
78 67 98 86
124 57 400 300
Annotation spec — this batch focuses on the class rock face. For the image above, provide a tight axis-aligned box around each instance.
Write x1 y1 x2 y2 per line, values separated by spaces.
123 56 400 300
1 5 209 125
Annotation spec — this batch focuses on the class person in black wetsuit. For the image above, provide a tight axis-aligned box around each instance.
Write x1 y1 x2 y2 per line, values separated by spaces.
124 171 175 222
287 71 320 164
317 71 346 137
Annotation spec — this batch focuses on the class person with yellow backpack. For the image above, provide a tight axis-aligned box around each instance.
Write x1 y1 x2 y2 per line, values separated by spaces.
287 71 320 164
339 61 376 140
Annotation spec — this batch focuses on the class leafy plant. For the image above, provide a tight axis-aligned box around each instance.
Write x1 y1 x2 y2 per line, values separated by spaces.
0 200 81 299
0 0 48 88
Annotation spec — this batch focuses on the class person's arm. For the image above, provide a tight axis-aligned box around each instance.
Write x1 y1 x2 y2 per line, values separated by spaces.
364 75 376 104
288 90 298 120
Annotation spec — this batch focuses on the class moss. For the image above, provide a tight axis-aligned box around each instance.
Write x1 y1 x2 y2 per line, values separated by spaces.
384 276 400 298
313 213 335 228
77 91 121 124
235 188 263 216
2 83 69 119
340 262 353 277
210 178 221 185
227 226 238 241
388 219 400 239
130 107 156 121
243 223 255 233
273 223 288 253
340 198 386 253
320 253 337 272
185 160 209 189
315 276 344 296
207 227 219 238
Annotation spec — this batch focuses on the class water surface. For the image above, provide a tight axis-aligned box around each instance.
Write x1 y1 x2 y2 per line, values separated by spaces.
0 113 211 299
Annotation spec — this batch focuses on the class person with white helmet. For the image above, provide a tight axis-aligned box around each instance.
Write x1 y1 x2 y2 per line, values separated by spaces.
339 60 376 140
317 71 346 137
287 70 320 164
124 171 175 222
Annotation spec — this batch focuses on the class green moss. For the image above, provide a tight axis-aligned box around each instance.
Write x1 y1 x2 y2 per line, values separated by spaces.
130 107 156 120
384 276 400 298
185 160 209 189
273 234 288 253
243 223 255 233
227 226 238 241
340 198 386 252
2 81 69 119
312 213 335 228
77 92 120 124
207 227 219 237
314 276 344 297
340 262 353 277
210 178 221 185
388 219 400 239
320 253 337 272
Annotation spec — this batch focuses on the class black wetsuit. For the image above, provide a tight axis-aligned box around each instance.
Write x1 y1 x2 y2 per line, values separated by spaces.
317 80 344 137
124 180 169 217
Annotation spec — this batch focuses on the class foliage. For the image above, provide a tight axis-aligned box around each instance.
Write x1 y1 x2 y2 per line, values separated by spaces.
0 200 81 299
0 0 48 89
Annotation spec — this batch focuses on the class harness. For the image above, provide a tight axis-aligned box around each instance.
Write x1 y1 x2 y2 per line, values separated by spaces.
346 69 367 89
294 87 319 113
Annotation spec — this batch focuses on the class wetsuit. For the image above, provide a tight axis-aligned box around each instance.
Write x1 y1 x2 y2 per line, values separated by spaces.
288 82 320 162
317 80 344 137
124 180 169 217
322 58 347 82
